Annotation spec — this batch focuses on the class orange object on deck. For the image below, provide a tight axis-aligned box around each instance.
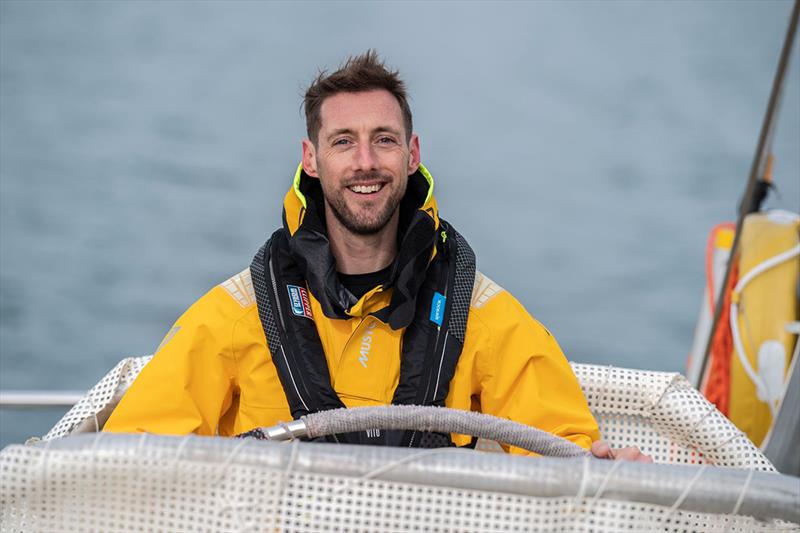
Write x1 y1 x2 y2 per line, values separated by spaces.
703 258 739 416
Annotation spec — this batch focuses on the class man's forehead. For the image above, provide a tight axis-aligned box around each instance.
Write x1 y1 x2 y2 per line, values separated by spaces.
318 90 404 133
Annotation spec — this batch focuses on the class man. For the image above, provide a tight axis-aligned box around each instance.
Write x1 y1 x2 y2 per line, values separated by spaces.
105 51 649 461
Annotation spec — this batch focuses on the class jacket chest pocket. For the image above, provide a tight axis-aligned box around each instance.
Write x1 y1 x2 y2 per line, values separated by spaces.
332 319 402 404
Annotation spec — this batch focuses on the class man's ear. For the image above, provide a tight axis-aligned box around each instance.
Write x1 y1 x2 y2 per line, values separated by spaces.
407 134 421 175
302 139 318 177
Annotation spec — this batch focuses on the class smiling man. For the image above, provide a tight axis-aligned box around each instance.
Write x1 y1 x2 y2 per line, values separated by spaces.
105 51 649 461
302 88 416 276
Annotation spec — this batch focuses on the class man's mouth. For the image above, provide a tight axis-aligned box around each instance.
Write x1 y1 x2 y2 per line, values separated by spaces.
348 183 384 194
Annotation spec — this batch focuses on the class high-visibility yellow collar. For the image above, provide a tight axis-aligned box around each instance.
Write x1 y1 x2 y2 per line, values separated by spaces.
280 163 441 326
283 163 439 236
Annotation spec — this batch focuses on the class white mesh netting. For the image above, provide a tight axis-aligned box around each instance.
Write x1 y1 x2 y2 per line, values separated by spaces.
1 435 797 533
41 356 777 472
571 364 776 471
3 357 798 532
42 356 152 441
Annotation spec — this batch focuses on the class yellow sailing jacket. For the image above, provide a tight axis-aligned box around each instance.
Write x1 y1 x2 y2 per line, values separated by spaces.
105 165 599 453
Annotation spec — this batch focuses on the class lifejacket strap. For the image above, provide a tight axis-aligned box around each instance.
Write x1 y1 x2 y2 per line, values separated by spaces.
250 233 345 420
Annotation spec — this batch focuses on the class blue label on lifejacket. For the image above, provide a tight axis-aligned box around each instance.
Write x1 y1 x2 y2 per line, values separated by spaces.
430 292 446 326
287 285 313 319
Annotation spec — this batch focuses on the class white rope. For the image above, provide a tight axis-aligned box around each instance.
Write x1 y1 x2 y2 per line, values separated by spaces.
580 456 625 528
730 243 800 418
734 244 800 294
687 401 717 438
733 468 756 514
649 374 681 415
284 438 301 480
567 454 591 522
136 432 149 455
213 439 259 532
87 392 100 434
588 457 623 504
217 492 258 533
597 365 613 409
36 436 54 495
731 300 772 413
171 434 192 483
133 433 148 485
86 431 106 488
329 447 457 497
684 401 719 459
274 438 301 500
723 467 756 533
89 430 105 453
656 383 739 468
213 438 252 485
664 464 707 526
703 430 744 457
252 439 303 533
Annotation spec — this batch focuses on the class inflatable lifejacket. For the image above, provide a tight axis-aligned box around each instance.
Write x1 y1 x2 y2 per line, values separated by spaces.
249 219 476 448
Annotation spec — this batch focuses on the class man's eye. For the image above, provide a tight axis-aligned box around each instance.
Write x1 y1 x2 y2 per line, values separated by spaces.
333 139 351 146
377 137 396 144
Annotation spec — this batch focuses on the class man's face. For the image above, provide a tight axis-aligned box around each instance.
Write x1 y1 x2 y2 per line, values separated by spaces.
302 90 420 236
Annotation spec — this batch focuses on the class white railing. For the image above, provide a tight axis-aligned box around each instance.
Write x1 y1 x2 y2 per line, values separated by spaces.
0 391 85 407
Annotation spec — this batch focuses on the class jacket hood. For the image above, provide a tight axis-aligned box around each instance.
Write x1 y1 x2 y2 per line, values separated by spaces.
280 163 441 329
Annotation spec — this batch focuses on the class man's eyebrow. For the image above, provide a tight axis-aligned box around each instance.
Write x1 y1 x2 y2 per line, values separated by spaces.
373 126 402 136
327 128 356 140
326 126 403 141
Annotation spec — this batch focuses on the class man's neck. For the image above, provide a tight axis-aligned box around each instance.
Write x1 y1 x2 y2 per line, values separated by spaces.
325 209 399 275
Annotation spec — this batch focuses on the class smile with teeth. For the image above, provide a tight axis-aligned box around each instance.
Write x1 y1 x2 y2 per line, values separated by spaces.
348 183 384 194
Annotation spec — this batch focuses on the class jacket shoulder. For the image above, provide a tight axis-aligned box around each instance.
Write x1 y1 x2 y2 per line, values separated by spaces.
172 268 258 331
470 270 505 309
468 270 553 340
155 267 259 360
218 268 257 309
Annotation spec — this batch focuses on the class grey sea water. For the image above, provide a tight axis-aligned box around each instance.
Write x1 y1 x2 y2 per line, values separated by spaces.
1 1 798 448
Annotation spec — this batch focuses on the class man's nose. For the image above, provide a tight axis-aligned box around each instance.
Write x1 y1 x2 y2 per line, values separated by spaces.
353 142 378 171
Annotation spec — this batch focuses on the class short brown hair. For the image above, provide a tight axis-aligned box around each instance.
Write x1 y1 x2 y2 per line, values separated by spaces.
303 50 413 145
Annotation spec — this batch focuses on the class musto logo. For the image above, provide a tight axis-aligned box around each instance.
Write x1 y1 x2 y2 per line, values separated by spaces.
287 285 313 319
359 320 378 368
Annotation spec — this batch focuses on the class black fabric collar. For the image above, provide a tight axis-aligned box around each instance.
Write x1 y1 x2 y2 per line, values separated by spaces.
338 265 393 300
284 170 436 329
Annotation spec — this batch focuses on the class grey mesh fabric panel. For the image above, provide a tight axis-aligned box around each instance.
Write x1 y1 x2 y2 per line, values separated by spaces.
249 244 283 362
417 430 453 448
448 227 475 344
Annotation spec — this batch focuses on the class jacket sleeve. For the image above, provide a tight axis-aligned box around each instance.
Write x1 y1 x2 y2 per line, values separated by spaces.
468 285 600 454
103 286 239 436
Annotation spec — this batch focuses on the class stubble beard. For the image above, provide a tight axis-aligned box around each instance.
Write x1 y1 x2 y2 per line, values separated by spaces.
323 170 407 236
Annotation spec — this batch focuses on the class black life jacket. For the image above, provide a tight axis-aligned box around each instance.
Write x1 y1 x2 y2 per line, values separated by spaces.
249 213 475 448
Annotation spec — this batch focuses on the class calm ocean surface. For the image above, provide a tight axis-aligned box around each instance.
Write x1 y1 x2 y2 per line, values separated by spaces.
1 1 798 447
